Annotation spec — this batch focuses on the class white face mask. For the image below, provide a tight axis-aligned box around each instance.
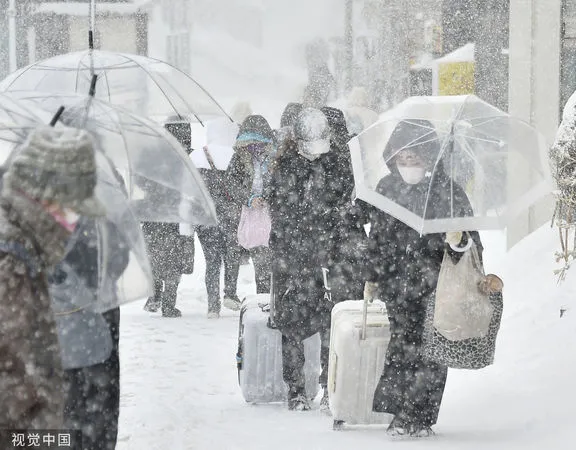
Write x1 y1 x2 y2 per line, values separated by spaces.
397 165 426 185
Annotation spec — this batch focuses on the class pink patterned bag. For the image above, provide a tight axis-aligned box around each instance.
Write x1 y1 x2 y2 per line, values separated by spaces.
237 204 272 249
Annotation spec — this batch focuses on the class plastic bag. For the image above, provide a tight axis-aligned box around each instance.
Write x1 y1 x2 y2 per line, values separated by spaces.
433 243 494 341
237 204 271 249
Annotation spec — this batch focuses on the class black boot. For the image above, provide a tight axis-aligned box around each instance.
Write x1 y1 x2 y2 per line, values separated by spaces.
162 307 182 318
287 387 310 411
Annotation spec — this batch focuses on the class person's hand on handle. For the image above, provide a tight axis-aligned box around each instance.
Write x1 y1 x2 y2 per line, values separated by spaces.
363 281 379 302
251 197 265 208
445 231 463 246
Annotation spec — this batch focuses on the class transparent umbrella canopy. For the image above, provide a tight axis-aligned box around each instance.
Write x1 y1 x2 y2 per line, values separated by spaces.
0 93 54 163
351 95 554 234
0 50 231 124
0 96 154 310
6 91 218 226
49 151 155 313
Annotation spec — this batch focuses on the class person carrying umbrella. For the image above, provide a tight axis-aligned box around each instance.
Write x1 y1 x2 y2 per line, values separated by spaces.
362 119 486 437
143 119 196 318
0 125 104 437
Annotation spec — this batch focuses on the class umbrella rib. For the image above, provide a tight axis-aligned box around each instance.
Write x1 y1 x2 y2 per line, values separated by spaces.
153 69 203 124
126 52 231 121
101 68 113 102
457 134 502 145
421 130 456 225
119 55 188 121
2 60 40 90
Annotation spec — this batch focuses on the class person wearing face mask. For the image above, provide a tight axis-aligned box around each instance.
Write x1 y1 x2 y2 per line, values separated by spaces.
0 125 104 440
225 115 276 310
363 119 483 437
268 108 354 411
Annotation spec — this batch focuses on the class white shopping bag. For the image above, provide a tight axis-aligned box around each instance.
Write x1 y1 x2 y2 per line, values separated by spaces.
433 242 494 341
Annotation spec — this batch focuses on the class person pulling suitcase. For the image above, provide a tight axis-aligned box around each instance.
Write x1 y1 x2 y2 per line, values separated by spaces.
268 107 355 411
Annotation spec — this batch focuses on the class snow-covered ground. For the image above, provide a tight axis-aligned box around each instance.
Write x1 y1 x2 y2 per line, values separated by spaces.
115 225 576 449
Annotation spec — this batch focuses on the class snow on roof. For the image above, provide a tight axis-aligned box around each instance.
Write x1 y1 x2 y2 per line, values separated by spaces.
411 43 475 70
435 42 475 63
36 2 140 16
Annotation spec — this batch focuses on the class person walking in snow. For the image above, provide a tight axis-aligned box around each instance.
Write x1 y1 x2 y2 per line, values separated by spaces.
268 108 353 411
143 119 195 318
51 216 129 450
0 125 104 437
344 86 379 135
225 115 276 309
320 106 369 301
195 103 252 318
274 102 304 150
363 119 483 437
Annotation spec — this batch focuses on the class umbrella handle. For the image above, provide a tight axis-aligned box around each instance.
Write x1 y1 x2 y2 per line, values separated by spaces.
49 106 65 127
89 74 98 97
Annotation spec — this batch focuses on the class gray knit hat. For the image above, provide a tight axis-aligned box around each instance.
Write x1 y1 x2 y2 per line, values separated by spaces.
3 126 105 217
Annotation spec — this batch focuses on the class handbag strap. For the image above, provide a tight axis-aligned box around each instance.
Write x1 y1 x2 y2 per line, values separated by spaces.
203 145 218 171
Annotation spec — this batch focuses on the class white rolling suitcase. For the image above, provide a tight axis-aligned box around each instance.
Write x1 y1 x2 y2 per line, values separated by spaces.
236 294 321 403
328 298 393 430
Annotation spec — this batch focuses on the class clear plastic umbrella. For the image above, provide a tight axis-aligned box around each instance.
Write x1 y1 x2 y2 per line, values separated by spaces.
0 93 54 164
6 91 218 225
350 95 554 234
49 151 154 313
0 114 154 311
0 50 231 124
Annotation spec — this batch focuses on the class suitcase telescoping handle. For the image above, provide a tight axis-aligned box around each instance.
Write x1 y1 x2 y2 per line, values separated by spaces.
268 271 277 329
361 295 370 341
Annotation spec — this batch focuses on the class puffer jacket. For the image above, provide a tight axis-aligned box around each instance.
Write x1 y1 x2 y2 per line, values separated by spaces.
0 192 69 432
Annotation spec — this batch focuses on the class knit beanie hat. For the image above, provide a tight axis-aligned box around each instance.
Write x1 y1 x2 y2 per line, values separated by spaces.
3 125 105 217
235 115 274 149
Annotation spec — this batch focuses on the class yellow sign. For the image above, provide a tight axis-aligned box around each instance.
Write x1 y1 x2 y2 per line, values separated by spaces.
438 62 475 95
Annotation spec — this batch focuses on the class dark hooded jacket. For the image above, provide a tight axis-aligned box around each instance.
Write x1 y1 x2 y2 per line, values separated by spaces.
226 115 276 217
319 106 369 299
367 119 482 426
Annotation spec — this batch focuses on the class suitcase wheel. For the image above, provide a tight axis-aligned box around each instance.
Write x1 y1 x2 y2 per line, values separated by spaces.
333 420 345 431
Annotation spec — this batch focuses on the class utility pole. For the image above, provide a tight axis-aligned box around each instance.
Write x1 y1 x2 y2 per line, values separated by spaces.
344 0 354 92
8 0 17 73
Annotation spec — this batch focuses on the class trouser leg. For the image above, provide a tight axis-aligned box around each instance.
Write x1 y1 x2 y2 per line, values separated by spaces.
198 227 224 312
281 333 306 397
251 246 272 294
161 277 180 312
223 232 241 299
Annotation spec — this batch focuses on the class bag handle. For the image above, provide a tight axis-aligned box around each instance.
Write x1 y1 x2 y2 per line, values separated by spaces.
203 145 218 171
361 295 369 340
466 232 485 275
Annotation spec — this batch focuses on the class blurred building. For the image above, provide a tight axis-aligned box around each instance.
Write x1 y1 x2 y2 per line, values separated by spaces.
507 0 564 247
0 0 147 80
441 0 509 111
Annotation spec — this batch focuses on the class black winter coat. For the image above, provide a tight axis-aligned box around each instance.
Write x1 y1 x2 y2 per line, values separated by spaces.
142 222 193 279
268 141 360 334
367 164 482 424
197 168 236 232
